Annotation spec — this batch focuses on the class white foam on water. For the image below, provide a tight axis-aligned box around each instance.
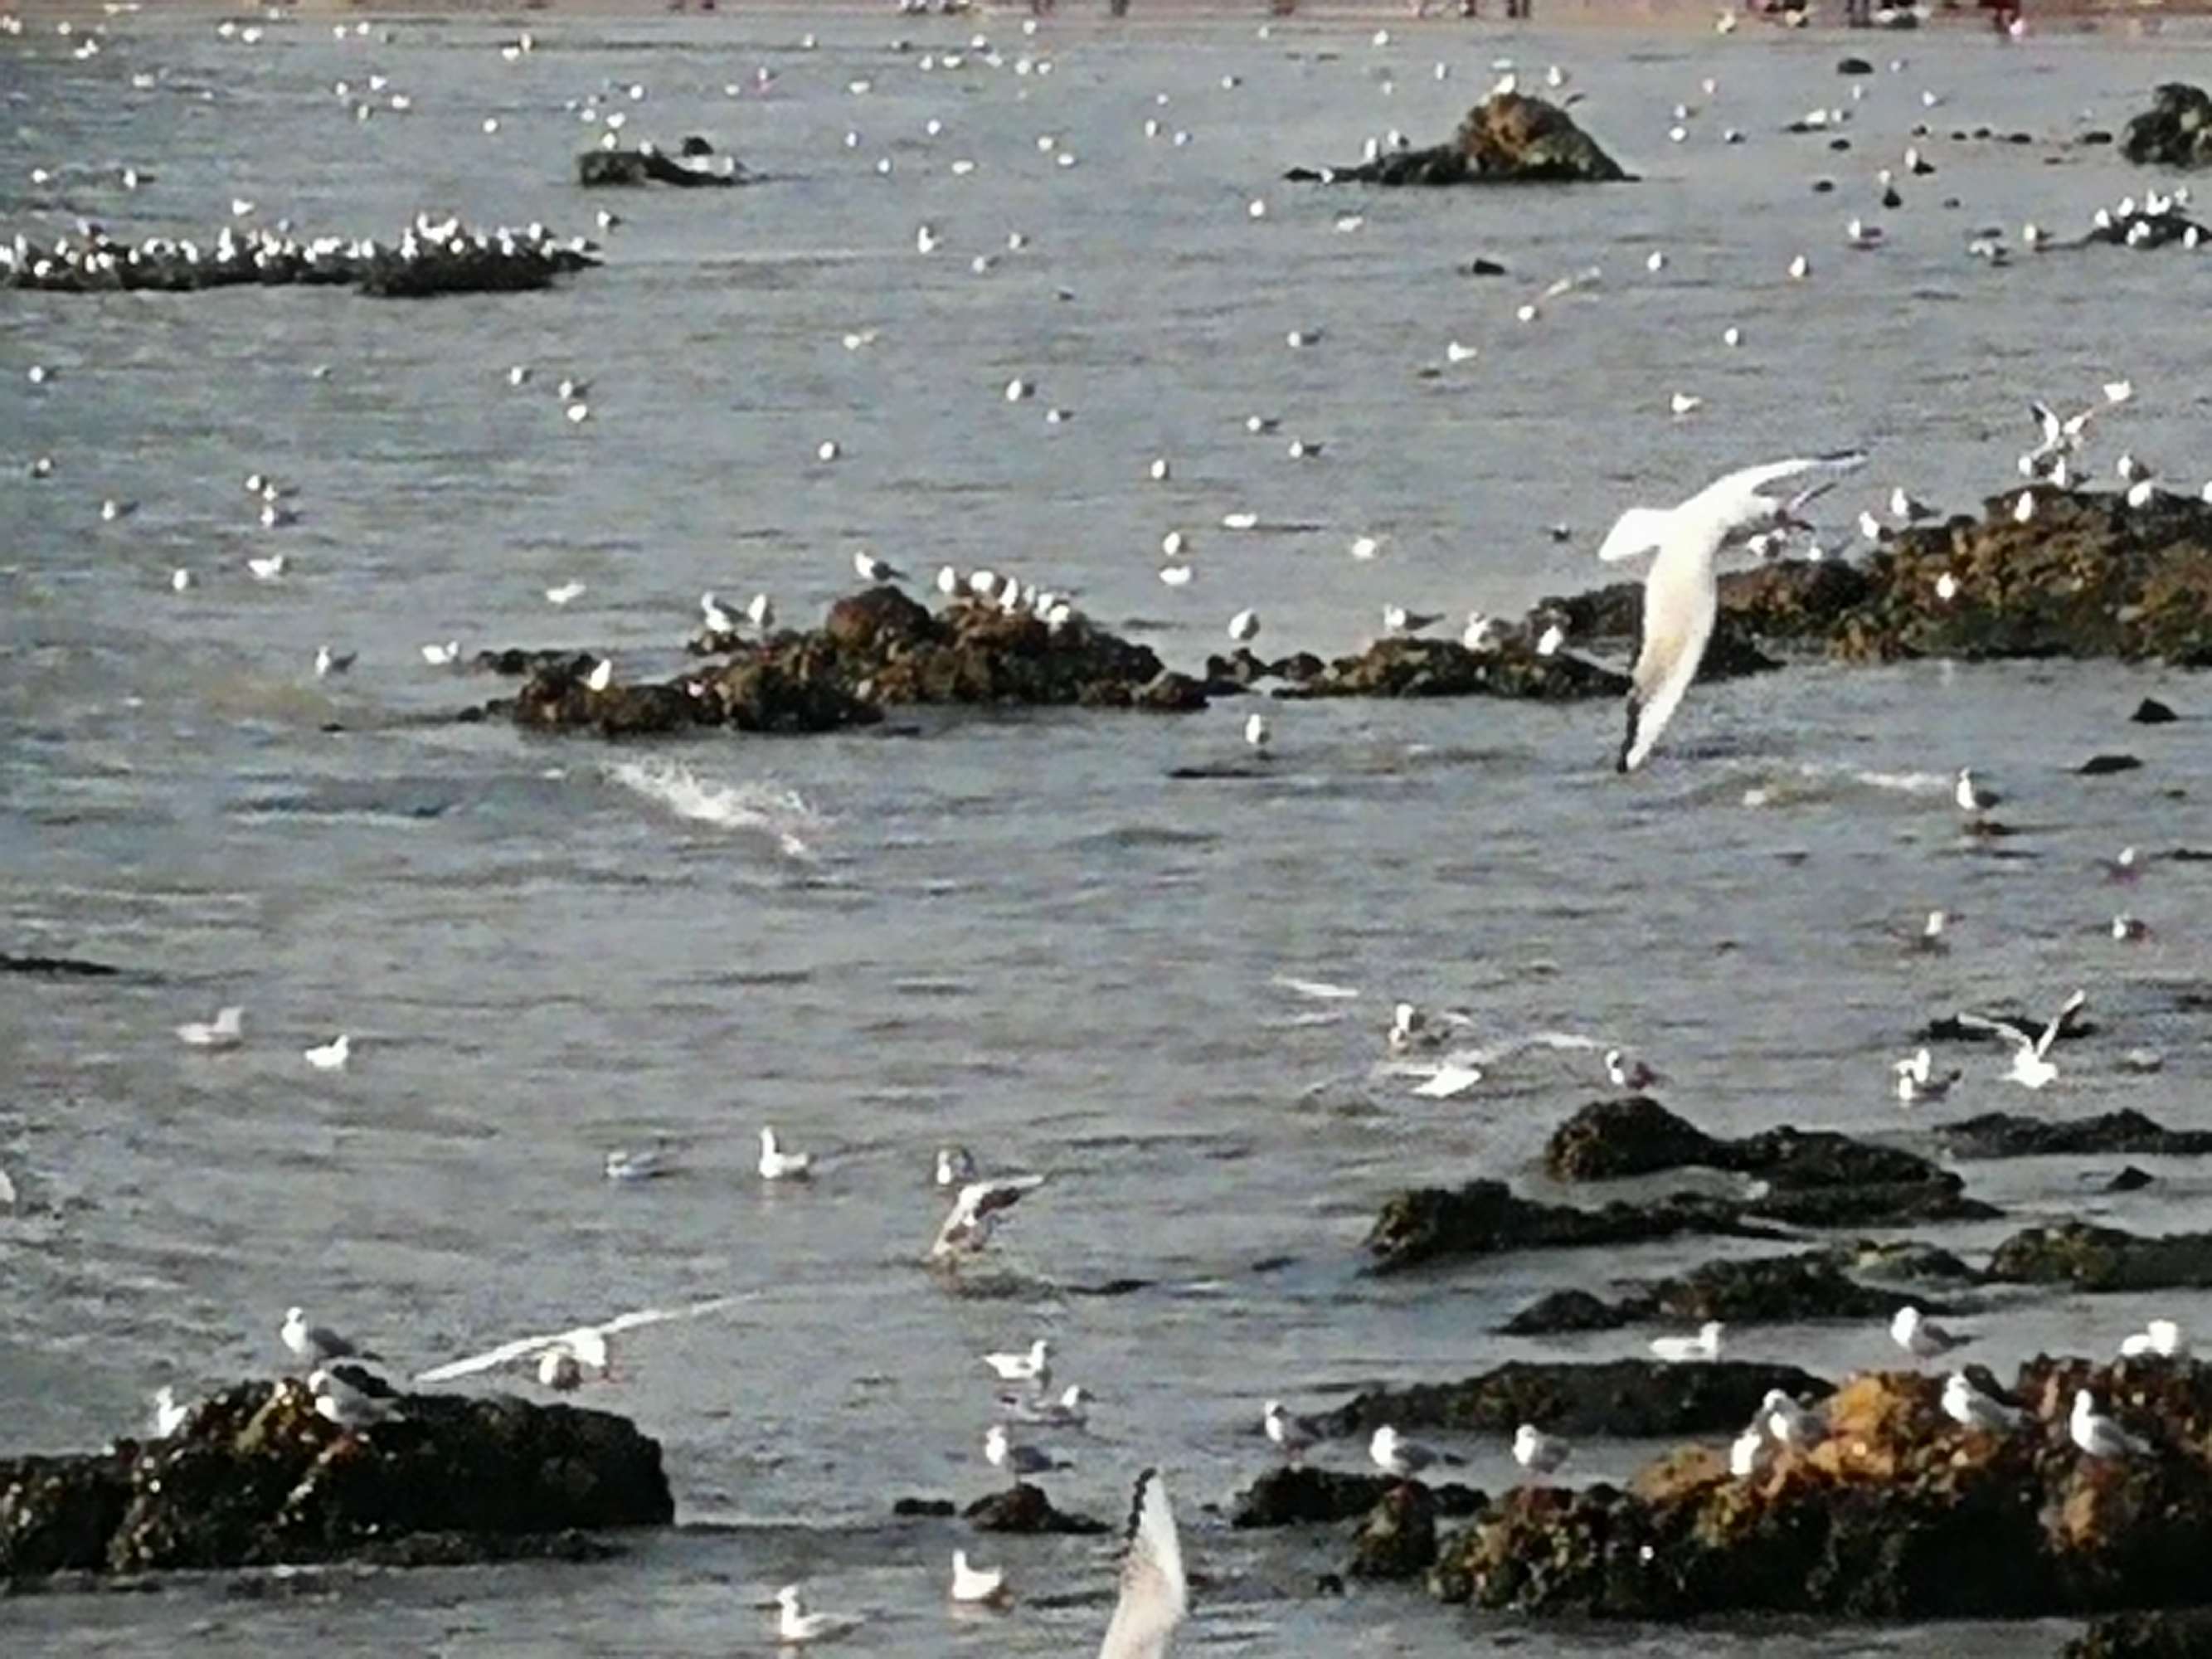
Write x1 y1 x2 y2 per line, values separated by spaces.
605 760 824 860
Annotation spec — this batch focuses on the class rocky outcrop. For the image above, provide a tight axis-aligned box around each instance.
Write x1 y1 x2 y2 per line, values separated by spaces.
1432 1359 2212 1618
1937 1110 2212 1160
961 1482 1107 1534
2069 1608 2212 1658
1349 1481 1446 1579
1501 1248 1955 1335
1365 1179 1787 1272
2122 83 2212 169
2 220 599 299
1276 635 1626 702
576 142 746 187
1289 92 1631 186
1552 562 1869 669
0 1379 670 1581
1988 1221 2212 1292
1310 1360 1831 1441
488 588 1203 737
1232 1465 1485 1528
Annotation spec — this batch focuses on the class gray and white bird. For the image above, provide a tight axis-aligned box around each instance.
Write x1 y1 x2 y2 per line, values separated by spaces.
756 1126 813 1180
1942 1371 2025 1433
1369 1424 1450 1477
283 1306 377 1366
935 1145 977 1187
2071 1389 2151 1459
1650 1321 1724 1363
1512 1423 1571 1474
1953 767 2001 813
1097 1467 1186 1659
853 551 907 584
950 1548 1011 1607
1263 1399 1321 1461
1893 1048 1959 1105
1761 1389 1824 1447
930 1173 1045 1260
1957 988 2084 1092
309 1365 396 1429
983 1338 1053 1389
176 1005 245 1048
984 1422 1064 1481
1891 1304 1970 1360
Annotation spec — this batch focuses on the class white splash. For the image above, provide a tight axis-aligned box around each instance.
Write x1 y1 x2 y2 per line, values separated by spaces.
606 761 824 859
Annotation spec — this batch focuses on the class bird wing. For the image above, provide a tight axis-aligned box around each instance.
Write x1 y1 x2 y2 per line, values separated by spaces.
1098 1469 1188 1659
411 1295 752 1384
1695 450 1869 519
2030 401 2060 446
1620 526 1719 772
1954 1013 2034 1053
2036 989 2088 1058
1596 505 1674 563
930 1175 1045 1258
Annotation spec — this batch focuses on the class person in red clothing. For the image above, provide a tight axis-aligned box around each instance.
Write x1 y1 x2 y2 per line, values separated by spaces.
1982 0 2022 35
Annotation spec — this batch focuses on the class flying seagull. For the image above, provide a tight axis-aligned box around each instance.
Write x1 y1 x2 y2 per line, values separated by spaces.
1597 452 1866 771
1098 1467 1187 1659
930 1173 1045 1261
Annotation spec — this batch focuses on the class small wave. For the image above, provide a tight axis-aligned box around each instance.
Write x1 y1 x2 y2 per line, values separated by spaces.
605 760 824 859
1794 761 1948 795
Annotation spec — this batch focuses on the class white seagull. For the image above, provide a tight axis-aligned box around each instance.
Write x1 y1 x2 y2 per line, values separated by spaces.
2120 1318 2187 1359
1598 452 1866 771
1957 988 2085 1091
950 1548 1011 1606
309 1366 396 1429
1893 1048 1959 1105
1953 767 2000 812
151 1386 190 1438
1097 1467 1187 1659
1512 1423 1571 1474
1369 1424 1450 1477
1942 1371 2024 1433
304 1034 351 1071
984 1338 1053 1388
1891 1304 1970 1359
421 641 461 666
2071 1389 2151 1459
1650 1321 1724 1363
984 1422 1063 1481
756 1126 813 1180
283 1306 377 1365
773 1584 860 1645
853 551 907 584
1761 1389 1824 1447
930 1173 1045 1260
176 1005 244 1048
1263 1399 1320 1461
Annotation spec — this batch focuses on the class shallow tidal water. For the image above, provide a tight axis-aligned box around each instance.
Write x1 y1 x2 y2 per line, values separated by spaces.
3 5 2212 1654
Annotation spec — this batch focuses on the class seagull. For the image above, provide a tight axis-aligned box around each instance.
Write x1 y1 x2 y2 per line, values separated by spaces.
176 1005 244 1048
1149 458 1171 482
421 641 461 666
583 659 614 693
701 592 735 634
309 1366 396 1429
1383 606 1440 635
314 646 355 679
773 1585 861 1645
1242 712 1270 752
2112 912 2150 943
1098 1468 1186 1659
2121 1318 2186 1359
950 1549 1011 1607
1228 610 1260 643
1349 534 1382 561
1158 565 1193 589
1512 1423 1571 1475
1670 392 1704 418
546 581 586 606
1893 1048 1959 1105
1535 624 1567 657
757 1126 813 1180
1369 1424 1451 1477
984 1423 1063 1481
1604 1048 1661 1091
2071 1389 2151 1459
936 1146 976 1187
1891 1304 1970 1360
747 592 775 631
246 554 286 582
537 1345 584 1391
1957 989 2085 1091
816 440 840 463
1005 1383 1092 1428
930 1173 1045 1260
605 1144 675 1182
283 1306 377 1366
1263 1399 1320 1462
1598 453 1866 771
1942 1371 2025 1433
1650 1321 1724 1363
1954 768 2001 812
984 1338 1053 1388
853 551 907 584
1761 1389 1823 1447
151 1386 190 1438
304 1034 350 1071
1729 1428 1766 1477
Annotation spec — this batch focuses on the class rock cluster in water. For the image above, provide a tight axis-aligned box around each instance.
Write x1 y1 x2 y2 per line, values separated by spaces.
2122 83 2212 170
1288 91 1631 186
1 216 600 297
576 138 749 188
0 1379 671 1580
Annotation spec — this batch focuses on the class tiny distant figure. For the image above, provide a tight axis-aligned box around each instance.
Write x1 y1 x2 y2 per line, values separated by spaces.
1981 0 2021 34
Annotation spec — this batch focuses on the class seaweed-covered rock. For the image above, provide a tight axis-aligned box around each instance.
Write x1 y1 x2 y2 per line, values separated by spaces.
1940 1110 2212 1160
1989 1221 2212 1292
1232 1466 1485 1529
1279 635 1626 702
1350 1481 1443 1579
961 1481 1106 1535
1311 1360 1830 1442
1364 1179 1784 1273
1501 1249 1944 1335
0 1379 670 1581
1550 562 1870 664
2122 83 2212 170
1545 1097 1958 1191
2069 1608 2212 1658
1291 92 1631 186
1432 1360 2212 1618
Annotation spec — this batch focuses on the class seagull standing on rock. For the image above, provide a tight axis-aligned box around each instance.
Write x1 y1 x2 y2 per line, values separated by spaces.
1891 1304 1971 1360
1597 453 1865 771
1942 1372 2025 1433
283 1306 379 1367
1512 1423 1571 1475
853 551 907 584
1369 1424 1455 1477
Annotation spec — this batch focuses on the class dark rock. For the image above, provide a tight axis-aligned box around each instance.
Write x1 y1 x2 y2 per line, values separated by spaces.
1277 635 1626 703
1500 1249 1942 1336
0 952 120 978
2107 1167 2158 1194
1232 1466 1485 1529
1989 1221 2212 1292
2132 698 2180 725
1925 1002 2096 1046
576 146 745 187
1350 1481 1443 1579
1364 1179 1786 1273
960 1481 1107 1535
1837 56 1874 75
1295 91 1631 186
1544 1097 1953 1190
474 647 581 677
0 1379 669 1582
1432 1359 2212 1618
1461 256 1510 276
892 1496 957 1517
1936 1110 2212 1160
1548 561 1867 672
1744 1178 1999 1228
2069 1607 2212 1658
1311 1360 1830 1442
2122 83 2212 169
2080 754 2144 775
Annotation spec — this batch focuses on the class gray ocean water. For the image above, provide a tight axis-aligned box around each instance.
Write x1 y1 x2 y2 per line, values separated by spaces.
5 6 2212 1654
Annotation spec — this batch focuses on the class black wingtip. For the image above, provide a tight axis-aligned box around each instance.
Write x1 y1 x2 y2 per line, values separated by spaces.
1616 697 1640 773
1123 1467 1159 1544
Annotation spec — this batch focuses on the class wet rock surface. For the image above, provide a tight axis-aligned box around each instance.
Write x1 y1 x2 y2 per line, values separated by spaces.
0 1379 671 1581
1545 1097 1972 1196
1365 1178 1787 1273
960 1481 1106 1535
1289 92 1631 186
2069 1608 2212 1659
576 143 746 187
3 220 599 298
1309 1360 1831 1442
1988 1221 2212 1292
1937 1110 2212 1160
1275 635 1626 702
1432 1359 2212 1618
2122 83 2212 170
1232 1466 1485 1529
1501 1248 1952 1335
487 588 1200 737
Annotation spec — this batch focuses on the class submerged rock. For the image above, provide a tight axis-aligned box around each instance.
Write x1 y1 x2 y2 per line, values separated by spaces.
0 1379 670 1580
960 1481 1107 1535
1276 635 1626 702
1432 1359 2212 1618
1310 1359 1830 1441
1501 1248 1949 1335
1350 1481 1446 1579
2122 83 2212 170
1364 1178 1786 1272
576 144 746 187
1290 92 1631 186
1232 1465 1485 1529
1544 1097 1960 1192
1988 1221 2212 1292
1937 1110 2212 1160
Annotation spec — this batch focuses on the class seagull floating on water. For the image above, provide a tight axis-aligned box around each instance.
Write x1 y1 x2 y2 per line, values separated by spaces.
773 1584 861 1646
984 1338 1053 1388
984 1422 1063 1481
757 1126 813 1180
950 1548 1011 1607
1604 1048 1661 1091
1650 1321 1723 1363
1957 988 2084 1091
1513 1423 1571 1475
930 1173 1044 1261
177 1005 244 1048
1893 1048 1959 1105
421 641 461 666
304 1034 350 1071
